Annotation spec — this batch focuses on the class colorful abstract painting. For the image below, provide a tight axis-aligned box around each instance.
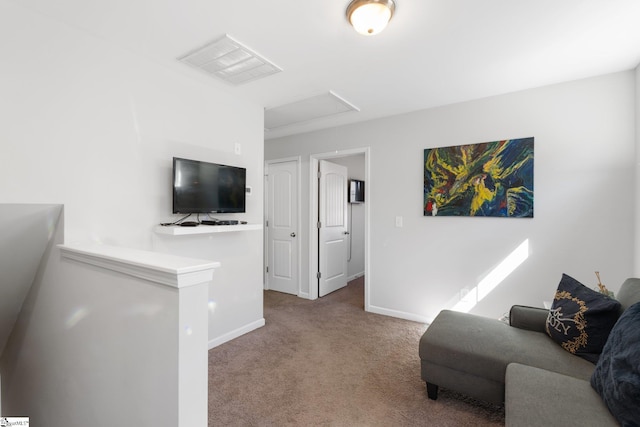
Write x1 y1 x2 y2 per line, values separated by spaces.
424 137 534 217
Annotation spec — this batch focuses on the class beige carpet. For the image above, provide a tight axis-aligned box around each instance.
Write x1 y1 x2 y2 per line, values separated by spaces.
208 277 505 426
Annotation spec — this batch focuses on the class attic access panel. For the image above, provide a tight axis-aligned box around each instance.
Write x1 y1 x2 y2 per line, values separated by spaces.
264 91 359 130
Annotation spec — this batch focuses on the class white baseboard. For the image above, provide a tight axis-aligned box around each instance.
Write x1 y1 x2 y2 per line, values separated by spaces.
298 291 310 299
367 304 433 324
208 318 265 350
347 272 365 282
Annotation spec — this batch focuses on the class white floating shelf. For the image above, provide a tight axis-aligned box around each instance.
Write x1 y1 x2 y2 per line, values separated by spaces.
154 223 263 236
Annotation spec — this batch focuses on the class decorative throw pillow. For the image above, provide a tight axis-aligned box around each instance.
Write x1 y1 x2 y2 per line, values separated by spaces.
591 302 640 426
545 274 621 363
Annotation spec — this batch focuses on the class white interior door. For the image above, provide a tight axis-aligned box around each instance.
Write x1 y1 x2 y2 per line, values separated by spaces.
318 160 348 297
266 161 298 295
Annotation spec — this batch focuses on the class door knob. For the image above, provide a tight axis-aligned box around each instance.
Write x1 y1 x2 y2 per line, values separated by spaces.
290 232 296 237
344 231 350 235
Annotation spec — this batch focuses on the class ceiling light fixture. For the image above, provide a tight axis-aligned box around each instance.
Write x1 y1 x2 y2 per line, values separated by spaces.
346 0 396 36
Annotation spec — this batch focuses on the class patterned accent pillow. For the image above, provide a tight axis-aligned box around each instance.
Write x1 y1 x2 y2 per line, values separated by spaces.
545 274 621 363
591 302 640 426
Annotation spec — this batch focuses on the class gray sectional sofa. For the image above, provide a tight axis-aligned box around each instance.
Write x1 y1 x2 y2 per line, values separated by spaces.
419 277 640 426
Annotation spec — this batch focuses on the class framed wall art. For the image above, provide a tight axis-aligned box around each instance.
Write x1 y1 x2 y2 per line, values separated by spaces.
424 137 534 217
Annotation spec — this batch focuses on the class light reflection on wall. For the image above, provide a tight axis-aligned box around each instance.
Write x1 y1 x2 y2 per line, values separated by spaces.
452 239 530 313
65 307 90 329
208 299 217 313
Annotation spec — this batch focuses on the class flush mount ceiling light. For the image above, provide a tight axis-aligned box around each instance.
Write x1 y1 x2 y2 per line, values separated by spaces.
346 0 396 36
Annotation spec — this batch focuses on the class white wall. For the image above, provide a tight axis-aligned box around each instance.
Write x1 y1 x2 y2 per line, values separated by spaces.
152 229 264 347
266 71 636 322
1 210 212 426
0 2 264 344
330 155 366 280
0 204 63 356
635 64 640 277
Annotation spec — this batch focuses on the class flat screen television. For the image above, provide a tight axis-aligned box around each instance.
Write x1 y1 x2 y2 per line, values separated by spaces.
349 179 365 203
173 157 246 214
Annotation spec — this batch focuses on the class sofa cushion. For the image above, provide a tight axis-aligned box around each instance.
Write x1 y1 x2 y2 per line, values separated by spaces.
591 302 640 426
616 278 640 311
506 363 618 427
545 274 621 363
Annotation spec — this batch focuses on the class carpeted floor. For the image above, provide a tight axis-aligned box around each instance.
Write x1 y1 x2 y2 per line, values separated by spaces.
208 277 505 426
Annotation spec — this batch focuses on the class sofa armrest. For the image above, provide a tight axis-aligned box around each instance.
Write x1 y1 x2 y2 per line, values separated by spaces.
509 305 549 333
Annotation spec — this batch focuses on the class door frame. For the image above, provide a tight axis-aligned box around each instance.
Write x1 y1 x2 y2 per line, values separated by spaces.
309 147 370 311
264 156 302 296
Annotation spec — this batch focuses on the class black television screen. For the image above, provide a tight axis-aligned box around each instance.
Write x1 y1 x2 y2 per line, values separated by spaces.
173 157 246 214
349 179 365 203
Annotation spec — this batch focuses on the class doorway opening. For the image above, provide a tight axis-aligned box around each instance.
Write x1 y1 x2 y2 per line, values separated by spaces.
310 148 370 311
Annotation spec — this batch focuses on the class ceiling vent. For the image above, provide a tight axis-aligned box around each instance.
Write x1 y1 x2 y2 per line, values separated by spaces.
265 91 360 130
178 34 282 85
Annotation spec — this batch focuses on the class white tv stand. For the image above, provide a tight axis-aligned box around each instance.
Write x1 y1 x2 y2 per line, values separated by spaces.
153 223 262 236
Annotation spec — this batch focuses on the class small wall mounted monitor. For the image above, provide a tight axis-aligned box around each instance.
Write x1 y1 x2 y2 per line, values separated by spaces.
349 179 365 204
173 157 246 214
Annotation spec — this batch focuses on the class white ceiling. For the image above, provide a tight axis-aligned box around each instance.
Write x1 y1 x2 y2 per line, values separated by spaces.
12 0 640 140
